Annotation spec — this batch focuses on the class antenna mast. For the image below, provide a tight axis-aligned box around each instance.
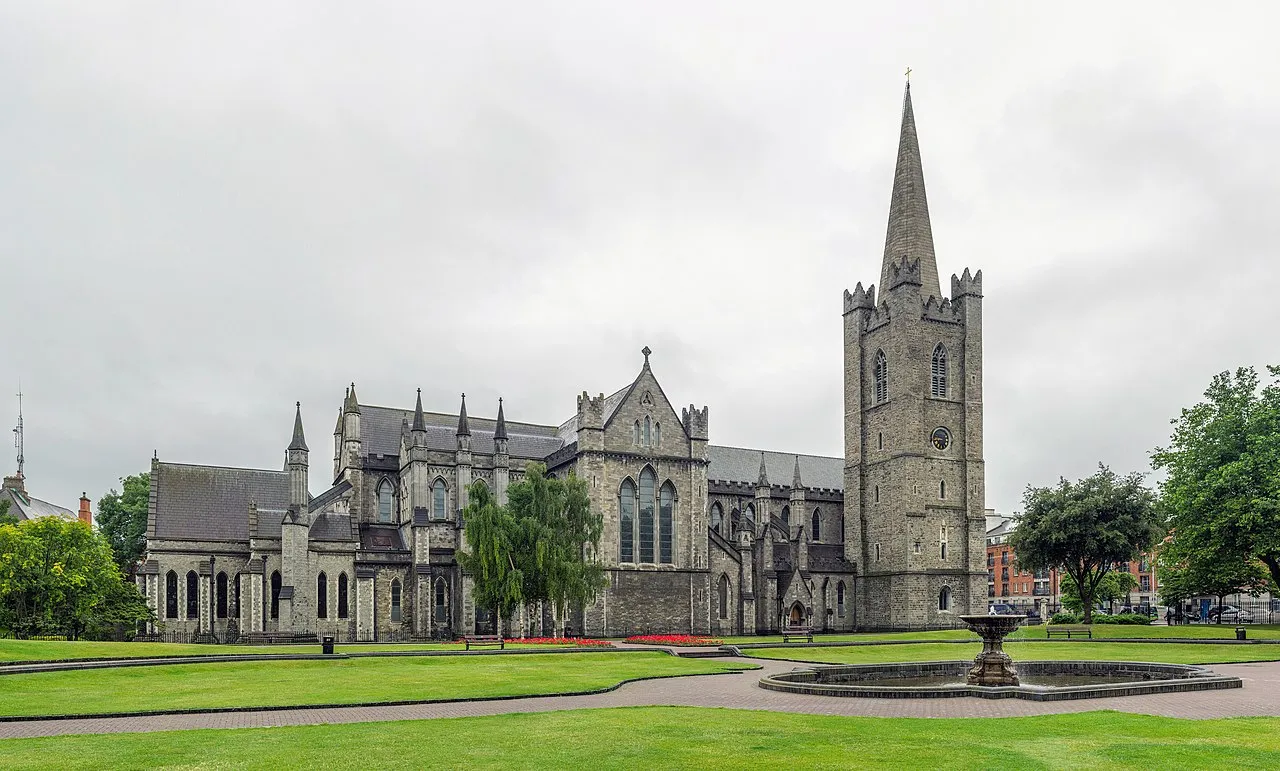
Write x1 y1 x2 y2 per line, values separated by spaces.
13 384 23 478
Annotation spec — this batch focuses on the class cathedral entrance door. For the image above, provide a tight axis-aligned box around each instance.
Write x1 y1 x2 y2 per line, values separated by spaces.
788 602 805 628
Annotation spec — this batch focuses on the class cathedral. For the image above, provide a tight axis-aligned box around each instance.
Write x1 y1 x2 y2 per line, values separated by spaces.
137 83 987 640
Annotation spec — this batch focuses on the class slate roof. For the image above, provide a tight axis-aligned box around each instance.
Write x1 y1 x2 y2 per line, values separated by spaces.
360 404 563 460
1 487 76 522
152 462 289 541
360 525 407 552
809 544 858 573
309 512 355 542
707 446 843 490
556 384 631 444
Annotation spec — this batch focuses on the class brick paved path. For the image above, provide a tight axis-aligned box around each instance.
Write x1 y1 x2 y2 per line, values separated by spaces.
3 657 1279 739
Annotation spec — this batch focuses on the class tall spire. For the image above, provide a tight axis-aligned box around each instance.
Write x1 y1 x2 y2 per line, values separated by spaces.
494 397 508 440
880 82 942 300
456 393 470 436
288 402 308 451
412 388 426 432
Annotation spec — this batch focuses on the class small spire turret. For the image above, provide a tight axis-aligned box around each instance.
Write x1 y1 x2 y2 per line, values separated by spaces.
288 402 308 452
412 388 426 433
792 455 803 489
494 397 507 440
456 393 470 436
757 452 769 488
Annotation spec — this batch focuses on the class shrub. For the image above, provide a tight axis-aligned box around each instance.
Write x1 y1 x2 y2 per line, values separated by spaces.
1108 613 1154 625
625 634 723 646
1049 612 1080 625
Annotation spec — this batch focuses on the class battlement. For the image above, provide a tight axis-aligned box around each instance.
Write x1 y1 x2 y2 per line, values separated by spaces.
922 294 963 324
576 391 605 429
950 267 983 299
887 255 922 290
681 404 709 440
865 301 891 332
842 282 877 314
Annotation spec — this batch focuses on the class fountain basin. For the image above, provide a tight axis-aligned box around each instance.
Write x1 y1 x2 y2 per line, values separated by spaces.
758 660 1242 701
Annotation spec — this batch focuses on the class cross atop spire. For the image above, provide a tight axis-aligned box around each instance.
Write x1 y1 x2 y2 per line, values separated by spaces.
456 393 471 436
494 397 508 440
880 81 942 300
412 388 426 433
288 402 308 452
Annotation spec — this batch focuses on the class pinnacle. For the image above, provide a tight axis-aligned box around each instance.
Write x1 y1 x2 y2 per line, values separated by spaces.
494 397 508 441
412 388 426 433
456 393 471 436
288 402 308 452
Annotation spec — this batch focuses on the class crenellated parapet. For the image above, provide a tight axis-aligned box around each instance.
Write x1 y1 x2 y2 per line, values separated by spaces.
886 254 922 291
842 282 877 314
950 267 983 299
681 404 709 440
922 294 963 324
576 391 605 429
865 301 891 332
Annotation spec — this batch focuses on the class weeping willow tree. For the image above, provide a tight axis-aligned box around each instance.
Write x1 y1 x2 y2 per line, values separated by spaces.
456 482 524 637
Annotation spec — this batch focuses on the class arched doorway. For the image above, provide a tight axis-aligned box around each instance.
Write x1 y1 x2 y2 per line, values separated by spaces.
788 601 805 628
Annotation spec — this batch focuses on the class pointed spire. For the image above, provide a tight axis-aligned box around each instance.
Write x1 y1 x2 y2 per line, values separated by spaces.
494 397 508 440
792 455 803 488
880 82 942 300
412 388 426 432
757 452 769 487
289 402 308 451
456 393 470 436
344 382 361 414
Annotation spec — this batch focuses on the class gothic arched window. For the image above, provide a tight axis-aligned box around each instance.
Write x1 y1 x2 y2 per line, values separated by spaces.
811 509 821 541
874 350 888 403
781 505 790 527
643 416 652 446
432 479 447 520
837 581 846 616
659 481 675 564
216 571 228 619
633 421 640 445
654 422 661 448
317 572 328 619
718 574 730 620
165 570 178 619
270 571 281 619
638 467 656 563
337 573 349 619
186 570 199 619
619 478 636 563
743 503 755 533
390 579 402 623
730 508 741 535
709 502 723 536
939 586 952 611
931 344 948 398
434 577 448 624
377 479 394 523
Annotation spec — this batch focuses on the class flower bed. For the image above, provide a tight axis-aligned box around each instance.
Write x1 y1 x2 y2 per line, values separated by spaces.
453 637 613 647
625 634 723 647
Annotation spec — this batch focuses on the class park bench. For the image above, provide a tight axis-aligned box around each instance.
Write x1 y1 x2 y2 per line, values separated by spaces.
782 627 814 643
463 634 505 650
1045 625 1092 639
238 632 321 645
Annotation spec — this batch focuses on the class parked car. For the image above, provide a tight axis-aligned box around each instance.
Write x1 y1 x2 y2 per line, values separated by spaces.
1207 606 1254 623
988 604 1024 617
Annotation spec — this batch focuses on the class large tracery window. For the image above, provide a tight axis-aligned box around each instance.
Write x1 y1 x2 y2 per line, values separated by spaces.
659 481 675 564
619 479 636 562
874 350 888 403
377 479 394 523
638 468 656 563
931 344 948 398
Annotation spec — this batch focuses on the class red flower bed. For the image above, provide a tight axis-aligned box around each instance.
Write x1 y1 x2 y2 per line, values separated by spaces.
625 634 723 647
454 636 612 647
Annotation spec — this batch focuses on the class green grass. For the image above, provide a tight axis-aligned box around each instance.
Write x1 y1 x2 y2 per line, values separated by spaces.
0 652 751 718
0 638 589 662
2 707 1279 769
725 624 1280 646
748 641 1280 665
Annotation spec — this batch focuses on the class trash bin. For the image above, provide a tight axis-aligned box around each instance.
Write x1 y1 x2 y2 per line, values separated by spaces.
322 636 335 654
1236 627 1247 641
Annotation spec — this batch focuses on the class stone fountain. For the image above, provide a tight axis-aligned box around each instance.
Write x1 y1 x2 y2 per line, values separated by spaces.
960 614 1024 686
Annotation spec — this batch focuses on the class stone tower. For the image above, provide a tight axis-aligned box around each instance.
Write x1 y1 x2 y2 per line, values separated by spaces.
843 83 987 629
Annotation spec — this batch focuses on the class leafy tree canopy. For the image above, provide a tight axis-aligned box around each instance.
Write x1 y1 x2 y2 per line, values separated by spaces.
1009 465 1161 623
96 472 150 575
1155 524 1272 610
1058 570 1137 614
1152 365 1280 592
0 498 16 526
0 517 153 639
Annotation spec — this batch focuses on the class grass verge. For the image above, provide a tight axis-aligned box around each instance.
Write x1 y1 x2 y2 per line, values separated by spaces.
1 707 1278 769
747 641 1280 665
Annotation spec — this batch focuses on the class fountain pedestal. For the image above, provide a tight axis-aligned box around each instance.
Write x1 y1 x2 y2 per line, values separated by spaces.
960 614 1024 687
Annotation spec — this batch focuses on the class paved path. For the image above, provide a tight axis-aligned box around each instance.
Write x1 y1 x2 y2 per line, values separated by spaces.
3 656 1280 739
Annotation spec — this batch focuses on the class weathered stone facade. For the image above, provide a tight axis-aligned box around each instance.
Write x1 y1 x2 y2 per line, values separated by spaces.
138 83 985 637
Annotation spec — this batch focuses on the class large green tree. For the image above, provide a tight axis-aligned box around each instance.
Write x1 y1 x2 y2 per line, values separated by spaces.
1009 465 1162 624
1058 571 1137 614
0 498 16 526
0 517 153 639
456 482 526 636
96 472 150 576
1152 365 1280 592
1156 527 1271 619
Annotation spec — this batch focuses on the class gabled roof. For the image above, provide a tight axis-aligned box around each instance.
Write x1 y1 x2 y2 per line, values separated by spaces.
359 404 563 460
708 446 843 491
1 487 76 522
152 462 289 541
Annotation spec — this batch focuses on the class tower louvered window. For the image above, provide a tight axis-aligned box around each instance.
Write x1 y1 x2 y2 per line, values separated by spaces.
931 344 948 398
874 350 888 403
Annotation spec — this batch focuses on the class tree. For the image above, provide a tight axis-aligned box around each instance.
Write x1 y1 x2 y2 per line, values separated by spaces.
1156 526 1272 621
0 517 153 639
1008 465 1162 624
1152 366 1280 593
96 472 150 576
456 482 525 637
0 498 16 526
1059 571 1137 614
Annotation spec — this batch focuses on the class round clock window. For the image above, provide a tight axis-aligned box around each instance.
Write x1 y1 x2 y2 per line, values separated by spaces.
930 427 951 451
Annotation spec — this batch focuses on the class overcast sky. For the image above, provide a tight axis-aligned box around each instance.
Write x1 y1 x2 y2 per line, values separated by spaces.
3 2 1277 517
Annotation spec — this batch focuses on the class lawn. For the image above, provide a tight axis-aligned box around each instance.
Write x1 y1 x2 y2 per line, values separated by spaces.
0 652 752 718
0 638 589 662
748 641 1280 665
1 707 1278 769
725 624 1280 646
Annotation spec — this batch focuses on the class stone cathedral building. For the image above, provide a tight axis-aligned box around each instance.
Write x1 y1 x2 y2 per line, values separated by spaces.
137 83 986 640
